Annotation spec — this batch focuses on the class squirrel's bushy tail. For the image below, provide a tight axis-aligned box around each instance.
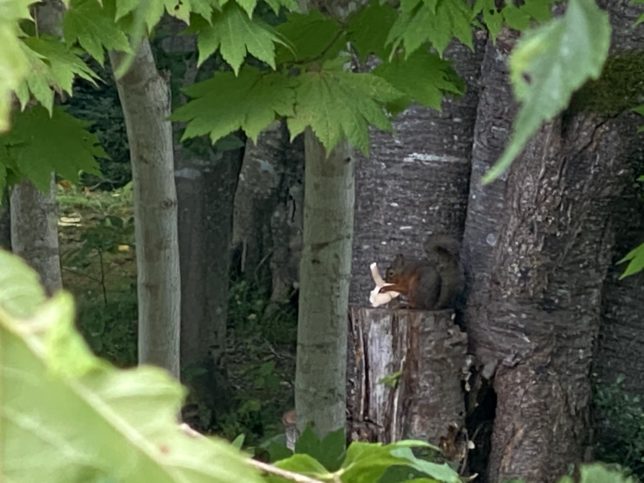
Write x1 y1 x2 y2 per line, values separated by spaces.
424 234 461 258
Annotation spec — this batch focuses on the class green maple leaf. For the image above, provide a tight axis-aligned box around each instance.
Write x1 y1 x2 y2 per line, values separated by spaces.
483 0 611 183
287 65 403 154
275 11 344 64
113 0 197 28
387 0 474 57
374 49 464 112
171 68 295 143
264 0 298 14
347 1 396 60
473 0 556 42
63 0 131 64
0 106 104 191
0 1 34 131
233 0 257 17
0 251 265 483
618 242 644 279
14 36 98 113
194 3 286 73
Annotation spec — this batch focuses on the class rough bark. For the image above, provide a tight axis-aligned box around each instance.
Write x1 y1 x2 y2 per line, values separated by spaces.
349 39 485 307
462 12 641 480
9 1 64 295
110 40 180 378
0 192 9 249
233 123 285 275
591 0 644 470
295 131 354 436
10 176 62 294
348 308 467 453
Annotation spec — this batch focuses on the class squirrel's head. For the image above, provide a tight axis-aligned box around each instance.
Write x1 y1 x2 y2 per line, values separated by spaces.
385 254 406 281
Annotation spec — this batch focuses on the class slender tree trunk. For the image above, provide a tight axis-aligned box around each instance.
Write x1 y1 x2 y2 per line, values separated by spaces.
110 41 180 377
462 5 641 477
233 122 286 275
295 131 354 436
10 176 62 293
232 122 304 309
9 0 64 294
157 24 244 379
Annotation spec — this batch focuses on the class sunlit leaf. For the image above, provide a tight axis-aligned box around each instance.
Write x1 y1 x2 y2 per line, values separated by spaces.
172 68 295 143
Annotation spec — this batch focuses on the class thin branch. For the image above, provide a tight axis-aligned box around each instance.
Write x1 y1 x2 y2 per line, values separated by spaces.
179 423 324 483
247 458 324 483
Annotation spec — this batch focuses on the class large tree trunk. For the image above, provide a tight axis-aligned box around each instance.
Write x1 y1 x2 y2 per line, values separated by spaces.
110 40 181 378
462 7 641 479
9 1 64 294
349 39 485 307
347 39 485 455
591 0 644 472
295 131 354 436
10 176 62 294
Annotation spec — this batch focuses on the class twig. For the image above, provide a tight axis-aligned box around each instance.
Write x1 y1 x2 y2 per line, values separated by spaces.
247 458 324 483
179 424 324 483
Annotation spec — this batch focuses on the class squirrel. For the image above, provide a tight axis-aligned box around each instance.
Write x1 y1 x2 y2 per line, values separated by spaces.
379 235 464 310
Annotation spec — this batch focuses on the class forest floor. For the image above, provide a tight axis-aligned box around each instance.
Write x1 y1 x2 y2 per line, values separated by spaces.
57 184 297 447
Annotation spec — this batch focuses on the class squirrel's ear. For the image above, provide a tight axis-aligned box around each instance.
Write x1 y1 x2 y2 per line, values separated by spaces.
393 254 405 263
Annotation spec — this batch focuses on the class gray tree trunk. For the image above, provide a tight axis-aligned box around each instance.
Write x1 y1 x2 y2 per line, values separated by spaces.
110 40 181 378
9 0 64 295
10 176 62 294
232 120 304 309
462 5 641 478
0 192 9 249
295 131 354 436
157 25 244 380
591 0 644 471
349 39 485 307
233 122 285 275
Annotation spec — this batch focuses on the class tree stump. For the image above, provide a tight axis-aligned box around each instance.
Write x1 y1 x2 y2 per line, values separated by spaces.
347 308 468 452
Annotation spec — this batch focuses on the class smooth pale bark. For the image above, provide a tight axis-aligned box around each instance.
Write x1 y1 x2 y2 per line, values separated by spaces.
295 130 354 436
10 176 62 294
10 1 64 294
110 41 180 378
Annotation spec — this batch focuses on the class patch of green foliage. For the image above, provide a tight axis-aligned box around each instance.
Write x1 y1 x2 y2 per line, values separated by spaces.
593 375 644 479
569 52 644 116
58 184 137 367
213 276 297 445
66 62 131 189
0 249 264 483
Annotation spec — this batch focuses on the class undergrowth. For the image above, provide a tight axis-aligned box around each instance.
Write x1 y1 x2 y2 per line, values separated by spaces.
593 375 644 480
58 184 297 446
